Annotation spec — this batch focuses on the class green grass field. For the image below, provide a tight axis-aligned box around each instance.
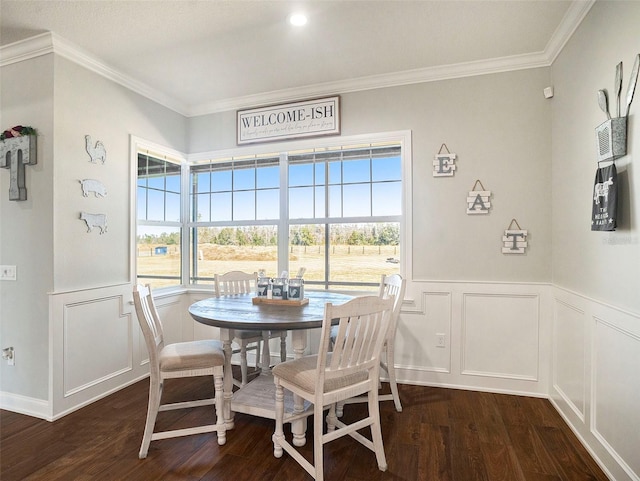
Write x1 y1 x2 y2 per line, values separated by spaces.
137 244 400 289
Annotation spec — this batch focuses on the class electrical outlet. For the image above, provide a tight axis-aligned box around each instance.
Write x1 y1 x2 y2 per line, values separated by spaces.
436 333 446 348
1 265 17 281
2 347 15 366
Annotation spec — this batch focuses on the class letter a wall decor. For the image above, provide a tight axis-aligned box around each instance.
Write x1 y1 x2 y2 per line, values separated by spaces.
433 143 456 177
502 218 528 254
466 179 491 214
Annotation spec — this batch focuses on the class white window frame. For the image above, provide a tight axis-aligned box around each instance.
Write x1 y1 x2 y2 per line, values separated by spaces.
130 131 412 290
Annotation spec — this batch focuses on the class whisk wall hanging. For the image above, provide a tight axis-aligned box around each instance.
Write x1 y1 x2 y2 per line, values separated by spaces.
595 53 638 162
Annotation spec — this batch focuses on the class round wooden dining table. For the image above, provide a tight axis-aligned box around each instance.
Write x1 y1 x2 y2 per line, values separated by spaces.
188 290 353 446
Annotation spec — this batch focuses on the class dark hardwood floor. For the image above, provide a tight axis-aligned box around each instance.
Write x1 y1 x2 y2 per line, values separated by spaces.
1 373 609 481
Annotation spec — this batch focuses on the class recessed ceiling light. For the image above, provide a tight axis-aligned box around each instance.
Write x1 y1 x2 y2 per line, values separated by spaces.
289 13 308 27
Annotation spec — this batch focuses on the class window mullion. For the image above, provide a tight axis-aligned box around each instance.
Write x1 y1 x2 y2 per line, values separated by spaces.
278 152 289 276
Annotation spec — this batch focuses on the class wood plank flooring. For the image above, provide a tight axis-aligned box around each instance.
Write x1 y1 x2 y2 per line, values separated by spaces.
0 375 610 480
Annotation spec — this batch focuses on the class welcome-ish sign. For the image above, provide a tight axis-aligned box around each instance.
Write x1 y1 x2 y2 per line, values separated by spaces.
237 96 340 145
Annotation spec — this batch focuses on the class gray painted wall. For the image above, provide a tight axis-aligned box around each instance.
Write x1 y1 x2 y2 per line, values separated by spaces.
551 0 640 314
190 68 553 283
0 55 187 400
0 55 55 400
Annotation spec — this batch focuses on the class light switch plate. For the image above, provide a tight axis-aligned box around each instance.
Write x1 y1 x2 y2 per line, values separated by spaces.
0 265 17 281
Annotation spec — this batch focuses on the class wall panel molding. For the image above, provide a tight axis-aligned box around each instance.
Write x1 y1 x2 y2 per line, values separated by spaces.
461 292 540 382
552 297 586 422
551 286 640 481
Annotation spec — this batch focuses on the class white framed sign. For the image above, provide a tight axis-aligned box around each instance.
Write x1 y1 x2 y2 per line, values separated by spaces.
237 96 340 145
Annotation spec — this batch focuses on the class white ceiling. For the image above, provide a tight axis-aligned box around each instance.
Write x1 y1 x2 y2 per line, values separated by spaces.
0 0 593 116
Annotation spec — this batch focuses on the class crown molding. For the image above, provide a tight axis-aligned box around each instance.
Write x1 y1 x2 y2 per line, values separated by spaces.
189 50 552 116
0 32 190 116
1 1 594 118
544 0 596 63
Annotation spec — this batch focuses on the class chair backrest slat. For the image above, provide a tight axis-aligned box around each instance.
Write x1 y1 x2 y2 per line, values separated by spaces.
133 284 165 374
378 274 406 340
320 295 394 386
214 271 257 296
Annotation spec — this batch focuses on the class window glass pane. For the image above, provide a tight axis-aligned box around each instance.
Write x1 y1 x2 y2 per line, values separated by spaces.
372 156 401 182
372 182 402 216
192 171 211 195
137 187 147 220
328 185 341 217
166 192 181 222
343 184 370 217
147 175 164 190
289 186 313 219
194 193 210 222
328 223 400 287
212 169 232 192
314 186 325 218
233 161 255 190
191 226 278 284
289 163 313 187
147 189 165 221
328 160 341 185
315 162 325 185
289 225 325 285
165 168 181 194
343 158 370 184
212 192 232 222
137 225 181 289
257 189 279 220
233 191 255 220
257 164 279 189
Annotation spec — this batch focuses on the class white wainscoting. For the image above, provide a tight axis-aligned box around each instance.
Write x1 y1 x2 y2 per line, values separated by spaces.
393 280 551 397
7 280 636 481
49 283 148 420
551 286 640 481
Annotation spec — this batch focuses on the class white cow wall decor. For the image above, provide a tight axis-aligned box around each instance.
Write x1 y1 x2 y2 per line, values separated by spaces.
80 212 107 234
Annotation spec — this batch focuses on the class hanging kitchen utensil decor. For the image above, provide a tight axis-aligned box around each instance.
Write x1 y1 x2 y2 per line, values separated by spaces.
466 179 491 214
502 218 527 254
594 54 639 162
433 143 457 177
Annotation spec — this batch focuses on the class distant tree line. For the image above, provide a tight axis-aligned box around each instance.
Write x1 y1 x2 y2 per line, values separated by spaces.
138 223 399 247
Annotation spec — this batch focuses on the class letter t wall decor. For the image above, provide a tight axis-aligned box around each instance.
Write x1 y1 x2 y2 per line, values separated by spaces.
0 126 37 201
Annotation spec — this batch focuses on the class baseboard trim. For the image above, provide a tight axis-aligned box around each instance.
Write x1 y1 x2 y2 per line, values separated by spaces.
0 391 51 421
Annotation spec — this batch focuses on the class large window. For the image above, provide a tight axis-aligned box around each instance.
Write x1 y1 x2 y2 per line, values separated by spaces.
136 152 184 288
135 133 409 291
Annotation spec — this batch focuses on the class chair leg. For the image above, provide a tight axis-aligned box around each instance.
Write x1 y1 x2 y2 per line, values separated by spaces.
336 400 345 417
273 381 285 458
255 339 262 369
280 333 287 362
368 390 387 472
214 369 226 445
139 378 161 459
326 404 338 432
240 343 249 387
313 401 325 481
385 344 402 412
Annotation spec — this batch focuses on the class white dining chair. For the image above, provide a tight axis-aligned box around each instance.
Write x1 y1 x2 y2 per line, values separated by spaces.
272 294 395 481
332 274 406 414
214 271 287 387
133 284 226 459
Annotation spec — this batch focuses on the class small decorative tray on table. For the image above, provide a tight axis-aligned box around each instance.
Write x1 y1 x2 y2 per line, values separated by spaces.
252 297 309 306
